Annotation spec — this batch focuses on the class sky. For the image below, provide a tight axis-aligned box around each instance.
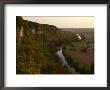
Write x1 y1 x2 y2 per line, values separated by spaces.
22 16 94 28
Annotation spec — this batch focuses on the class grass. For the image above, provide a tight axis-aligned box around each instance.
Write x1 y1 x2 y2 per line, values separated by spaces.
63 41 94 74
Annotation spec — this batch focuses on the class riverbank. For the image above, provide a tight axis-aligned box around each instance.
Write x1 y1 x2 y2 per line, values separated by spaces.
56 47 76 74
62 43 94 74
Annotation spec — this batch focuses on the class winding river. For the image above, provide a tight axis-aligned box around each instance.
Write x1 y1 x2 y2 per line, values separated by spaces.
56 47 78 74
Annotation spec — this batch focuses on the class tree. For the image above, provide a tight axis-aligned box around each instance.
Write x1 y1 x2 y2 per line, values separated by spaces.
16 16 23 28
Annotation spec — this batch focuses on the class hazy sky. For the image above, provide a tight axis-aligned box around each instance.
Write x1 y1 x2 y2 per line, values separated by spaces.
22 16 94 28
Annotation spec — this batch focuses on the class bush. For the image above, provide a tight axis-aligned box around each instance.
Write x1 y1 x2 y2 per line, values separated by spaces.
80 47 87 52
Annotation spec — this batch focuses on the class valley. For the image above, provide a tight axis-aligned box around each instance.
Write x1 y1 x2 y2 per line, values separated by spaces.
16 16 94 74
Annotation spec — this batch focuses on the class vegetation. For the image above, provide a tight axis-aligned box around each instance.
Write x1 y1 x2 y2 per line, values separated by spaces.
16 16 94 74
63 49 93 74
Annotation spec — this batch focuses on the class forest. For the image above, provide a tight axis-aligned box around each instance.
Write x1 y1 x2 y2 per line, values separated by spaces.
16 16 94 74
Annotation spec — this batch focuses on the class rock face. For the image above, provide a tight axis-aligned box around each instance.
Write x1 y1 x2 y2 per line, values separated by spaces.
19 26 24 40
32 28 35 34
16 26 24 42
16 16 74 74
16 16 60 43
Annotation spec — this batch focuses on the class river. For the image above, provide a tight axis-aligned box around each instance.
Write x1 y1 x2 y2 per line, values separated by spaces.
56 47 78 74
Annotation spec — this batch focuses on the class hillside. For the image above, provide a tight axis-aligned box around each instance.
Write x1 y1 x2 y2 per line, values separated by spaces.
16 16 79 74
61 28 94 40
16 16 94 74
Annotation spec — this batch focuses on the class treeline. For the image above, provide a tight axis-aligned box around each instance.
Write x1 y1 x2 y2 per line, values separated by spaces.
16 16 79 74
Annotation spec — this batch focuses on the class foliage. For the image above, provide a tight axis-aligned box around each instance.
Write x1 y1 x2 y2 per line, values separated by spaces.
16 16 78 74
16 16 94 74
62 48 93 74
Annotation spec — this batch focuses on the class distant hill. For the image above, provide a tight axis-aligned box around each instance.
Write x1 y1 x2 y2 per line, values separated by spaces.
60 28 94 41
60 28 94 33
